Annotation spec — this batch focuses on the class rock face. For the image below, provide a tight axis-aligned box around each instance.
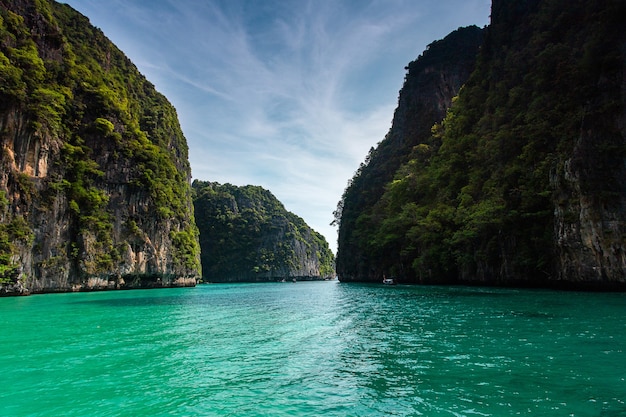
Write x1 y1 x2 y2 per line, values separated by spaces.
0 0 201 295
335 26 485 282
336 0 626 289
193 181 335 282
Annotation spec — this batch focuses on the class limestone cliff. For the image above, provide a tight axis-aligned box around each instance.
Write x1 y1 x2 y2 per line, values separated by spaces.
336 0 625 289
193 181 334 282
0 0 201 295
335 26 484 281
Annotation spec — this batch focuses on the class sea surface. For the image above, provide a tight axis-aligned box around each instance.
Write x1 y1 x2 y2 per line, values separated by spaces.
1 281 625 416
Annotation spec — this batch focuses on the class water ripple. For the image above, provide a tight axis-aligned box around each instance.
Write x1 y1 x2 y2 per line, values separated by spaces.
1 282 625 416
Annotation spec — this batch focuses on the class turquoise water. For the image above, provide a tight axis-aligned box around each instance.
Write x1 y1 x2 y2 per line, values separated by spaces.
1 282 625 416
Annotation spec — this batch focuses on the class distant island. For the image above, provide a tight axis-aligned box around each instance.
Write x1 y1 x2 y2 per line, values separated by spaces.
193 181 334 282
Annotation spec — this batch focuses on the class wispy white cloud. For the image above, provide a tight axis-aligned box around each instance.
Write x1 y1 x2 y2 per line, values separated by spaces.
63 0 491 252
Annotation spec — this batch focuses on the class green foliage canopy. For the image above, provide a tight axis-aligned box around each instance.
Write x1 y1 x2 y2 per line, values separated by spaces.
193 180 334 281
0 0 200 278
335 0 625 285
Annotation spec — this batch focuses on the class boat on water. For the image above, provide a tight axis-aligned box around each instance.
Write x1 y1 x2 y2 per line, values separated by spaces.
382 277 396 285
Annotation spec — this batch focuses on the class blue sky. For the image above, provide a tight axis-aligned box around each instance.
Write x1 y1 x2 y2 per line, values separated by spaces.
62 0 491 252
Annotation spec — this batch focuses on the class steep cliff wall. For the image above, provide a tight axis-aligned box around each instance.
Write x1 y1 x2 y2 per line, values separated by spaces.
336 0 625 289
193 181 334 282
0 0 200 295
434 0 625 288
540 1 626 286
335 26 484 281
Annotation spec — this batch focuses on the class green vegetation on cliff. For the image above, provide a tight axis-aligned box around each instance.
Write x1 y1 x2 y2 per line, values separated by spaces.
336 0 625 287
193 180 334 282
0 0 200 289
0 191 32 283
335 26 484 282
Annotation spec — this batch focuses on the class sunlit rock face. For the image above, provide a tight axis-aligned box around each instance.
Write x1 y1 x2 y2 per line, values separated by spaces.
0 0 200 295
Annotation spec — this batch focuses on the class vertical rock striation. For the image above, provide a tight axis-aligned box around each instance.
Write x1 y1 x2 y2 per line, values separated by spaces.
464 0 625 287
0 0 200 295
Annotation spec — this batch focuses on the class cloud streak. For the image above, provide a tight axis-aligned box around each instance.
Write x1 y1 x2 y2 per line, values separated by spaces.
63 0 491 252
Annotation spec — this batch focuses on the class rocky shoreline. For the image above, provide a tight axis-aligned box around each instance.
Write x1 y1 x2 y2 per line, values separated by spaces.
0 275 197 297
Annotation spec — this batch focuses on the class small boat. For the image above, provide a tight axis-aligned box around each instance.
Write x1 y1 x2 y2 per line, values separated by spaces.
382 277 396 285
